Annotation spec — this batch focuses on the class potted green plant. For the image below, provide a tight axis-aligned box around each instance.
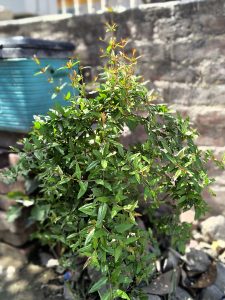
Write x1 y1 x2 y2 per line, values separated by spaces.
4 23 223 299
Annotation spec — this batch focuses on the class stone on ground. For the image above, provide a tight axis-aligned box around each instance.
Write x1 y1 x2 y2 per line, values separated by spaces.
199 285 224 300
171 287 193 300
185 249 211 274
201 215 225 242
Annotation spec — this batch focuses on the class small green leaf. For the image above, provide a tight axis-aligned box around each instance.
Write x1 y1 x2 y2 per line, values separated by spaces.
75 162 81 180
115 223 134 233
111 205 122 219
67 233 77 240
79 244 92 255
33 55 40 65
177 195 186 204
176 147 186 159
99 290 111 300
101 160 108 169
173 169 182 182
85 227 95 245
86 161 98 171
97 203 108 226
114 246 122 262
7 191 26 199
64 91 71 100
51 92 58 100
34 150 42 160
89 276 108 293
7 205 22 222
124 236 139 244
77 181 88 199
33 121 41 129
96 179 112 191
31 205 50 222
96 196 109 203
123 201 138 211
79 203 96 216
114 289 130 300
117 144 124 157
135 172 141 183
186 130 193 136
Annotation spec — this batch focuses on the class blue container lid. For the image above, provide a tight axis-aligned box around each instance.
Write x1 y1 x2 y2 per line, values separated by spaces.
0 36 75 51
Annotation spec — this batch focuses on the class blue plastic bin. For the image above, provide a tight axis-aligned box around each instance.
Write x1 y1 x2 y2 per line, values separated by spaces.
0 37 78 132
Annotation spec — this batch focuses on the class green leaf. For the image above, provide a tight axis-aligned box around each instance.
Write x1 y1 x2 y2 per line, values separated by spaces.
177 195 186 204
7 205 22 222
89 276 108 293
34 150 42 160
101 160 108 169
78 203 96 216
97 203 108 226
64 91 71 100
99 290 111 300
111 205 122 219
33 55 40 65
96 179 112 191
135 172 141 183
114 246 122 262
7 191 26 199
31 205 50 222
173 169 182 182
86 161 98 171
96 196 109 203
33 121 41 129
114 289 130 300
124 236 139 244
95 228 107 239
85 227 95 245
79 244 92 255
67 233 77 240
176 147 186 159
123 201 138 211
115 223 134 233
75 162 81 180
51 92 58 100
77 181 88 199
117 144 124 157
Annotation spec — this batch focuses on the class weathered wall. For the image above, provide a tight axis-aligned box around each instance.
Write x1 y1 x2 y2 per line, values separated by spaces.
0 0 225 214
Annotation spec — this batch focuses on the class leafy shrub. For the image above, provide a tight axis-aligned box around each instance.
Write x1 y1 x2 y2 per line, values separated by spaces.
5 24 223 299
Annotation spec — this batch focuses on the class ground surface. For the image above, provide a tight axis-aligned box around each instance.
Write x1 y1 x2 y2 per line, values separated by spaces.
1 214 225 300
0 243 64 300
